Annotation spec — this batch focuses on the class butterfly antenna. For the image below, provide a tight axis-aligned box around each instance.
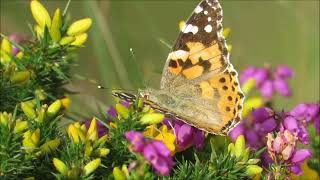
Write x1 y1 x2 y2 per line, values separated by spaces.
73 74 136 92
128 48 148 88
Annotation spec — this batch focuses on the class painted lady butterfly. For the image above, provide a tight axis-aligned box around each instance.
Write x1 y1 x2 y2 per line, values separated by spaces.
113 0 244 135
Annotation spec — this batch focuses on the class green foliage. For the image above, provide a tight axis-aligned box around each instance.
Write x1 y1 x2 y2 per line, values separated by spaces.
0 31 74 112
104 101 147 172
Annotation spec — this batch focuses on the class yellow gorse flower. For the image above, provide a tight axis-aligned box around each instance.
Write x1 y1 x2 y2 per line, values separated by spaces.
113 165 129 180
10 71 31 84
242 96 264 118
30 0 51 28
67 18 92 36
87 117 98 141
29 0 92 46
140 113 164 125
47 99 62 118
144 125 176 154
49 8 62 42
53 158 69 176
40 138 60 153
83 158 101 176
22 128 40 153
14 120 28 133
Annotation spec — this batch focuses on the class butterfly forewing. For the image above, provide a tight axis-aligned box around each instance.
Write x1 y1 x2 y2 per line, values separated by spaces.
161 0 229 89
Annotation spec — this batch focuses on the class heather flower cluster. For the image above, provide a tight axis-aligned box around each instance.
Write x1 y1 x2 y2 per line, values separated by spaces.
230 65 319 178
125 131 175 176
240 65 293 99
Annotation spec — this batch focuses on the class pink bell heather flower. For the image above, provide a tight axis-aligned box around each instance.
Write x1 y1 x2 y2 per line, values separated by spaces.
282 103 320 144
125 131 174 176
229 107 277 149
9 34 25 55
143 141 174 176
266 130 312 175
289 103 319 123
240 65 293 99
125 131 145 152
163 119 205 150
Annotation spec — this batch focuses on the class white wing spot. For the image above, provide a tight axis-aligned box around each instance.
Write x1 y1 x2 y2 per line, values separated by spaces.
191 26 199 34
204 25 212 33
208 17 212 21
183 24 198 34
195 6 203 13
204 10 208 15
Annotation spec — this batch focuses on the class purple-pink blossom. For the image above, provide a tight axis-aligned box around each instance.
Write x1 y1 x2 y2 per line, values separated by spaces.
163 119 205 150
281 103 320 144
125 131 174 176
229 107 277 149
240 65 293 99
267 130 312 175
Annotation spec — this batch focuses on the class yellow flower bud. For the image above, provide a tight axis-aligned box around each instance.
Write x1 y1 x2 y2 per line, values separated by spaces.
50 8 62 42
53 158 68 175
87 118 98 141
35 89 46 101
68 124 80 143
83 158 101 176
85 142 93 157
227 44 232 53
113 167 126 180
59 36 75 45
60 96 71 109
80 124 87 133
121 165 129 178
0 112 9 126
234 135 245 159
246 165 262 176
14 120 28 133
0 50 12 63
242 79 256 95
140 113 164 125
10 71 31 84
71 33 88 46
179 20 186 31
96 148 110 157
30 0 51 28
115 103 129 119
36 108 46 123
16 51 24 59
143 125 158 138
223 28 231 38
95 134 108 147
31 128 40 147
1 38 12 54
34 25 44 39
23 129 40 153
227 143 235 154
242 147 250 162
67 18 92 36
47 100 62 118
21 102 36 119
40 138 60 153
242 96 263 118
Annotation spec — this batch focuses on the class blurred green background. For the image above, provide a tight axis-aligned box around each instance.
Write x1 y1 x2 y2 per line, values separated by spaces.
1 0 319 118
